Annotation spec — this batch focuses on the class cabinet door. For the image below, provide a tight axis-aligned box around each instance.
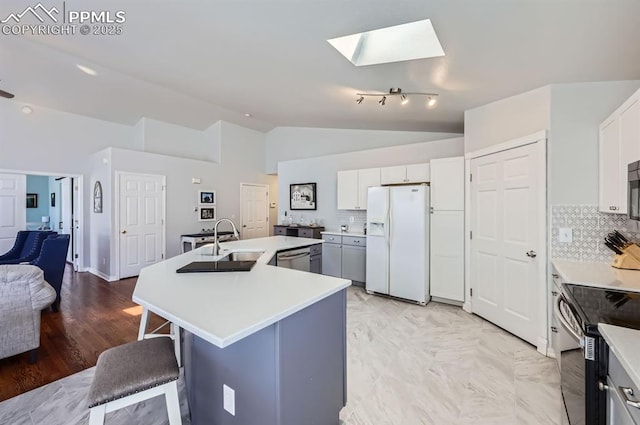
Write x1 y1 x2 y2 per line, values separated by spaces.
406 163 430 183
357 168 380 209
380 166 407 185
341 245 366 282
337 170 358 210
310 255 322 274
431 157 464 210
430 211 464 301
599 118 622 213
619 98 640 215
322 243 342 278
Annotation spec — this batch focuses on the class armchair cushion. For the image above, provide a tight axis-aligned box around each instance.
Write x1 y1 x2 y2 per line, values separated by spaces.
0 265 55 360
30 234 70 306
0 231 56 265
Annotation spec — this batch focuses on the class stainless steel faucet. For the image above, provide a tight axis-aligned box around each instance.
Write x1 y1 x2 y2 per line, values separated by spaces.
213 218 240 256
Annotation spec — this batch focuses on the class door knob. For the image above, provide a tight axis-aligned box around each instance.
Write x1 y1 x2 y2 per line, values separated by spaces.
121 230 127 234
526 250 537 258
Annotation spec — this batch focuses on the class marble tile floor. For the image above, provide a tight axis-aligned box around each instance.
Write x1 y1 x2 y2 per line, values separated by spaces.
0 287 563 425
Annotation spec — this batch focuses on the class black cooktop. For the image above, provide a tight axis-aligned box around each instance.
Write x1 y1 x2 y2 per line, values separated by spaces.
176 261 256 273
565 284 640 331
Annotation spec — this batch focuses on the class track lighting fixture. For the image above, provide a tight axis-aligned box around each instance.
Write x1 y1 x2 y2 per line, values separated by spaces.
355 88 439 107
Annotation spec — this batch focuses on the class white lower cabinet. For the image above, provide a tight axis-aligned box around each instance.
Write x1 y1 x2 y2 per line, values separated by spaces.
429 210 464 302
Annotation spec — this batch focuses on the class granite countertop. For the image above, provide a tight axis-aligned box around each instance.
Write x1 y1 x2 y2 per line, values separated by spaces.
552 259 640 293
133 236 350 348
598 324 640 389
321 230 367 237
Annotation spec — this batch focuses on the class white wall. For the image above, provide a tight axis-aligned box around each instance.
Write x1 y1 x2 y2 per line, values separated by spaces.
265 127 461 174
548 81 640 205
138 118 222 162
95 121 274 278
0 100 274 279
277 137 464 231
464 86 551 153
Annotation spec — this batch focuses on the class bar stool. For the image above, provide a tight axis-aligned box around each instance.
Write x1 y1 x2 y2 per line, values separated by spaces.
87 337 181 425
138 307 182 367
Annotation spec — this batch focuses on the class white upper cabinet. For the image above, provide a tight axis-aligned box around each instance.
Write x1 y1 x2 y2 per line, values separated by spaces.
381 163 430 185
337 170 359 210
357 168 381 210
337 168 380 210
430 157 464 211
599 89 640 214
406 163 430 183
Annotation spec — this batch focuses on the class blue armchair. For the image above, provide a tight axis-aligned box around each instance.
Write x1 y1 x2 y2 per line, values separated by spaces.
0 231 56 265
30 234 70 312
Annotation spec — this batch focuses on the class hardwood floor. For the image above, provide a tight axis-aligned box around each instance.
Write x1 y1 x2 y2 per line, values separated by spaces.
0 266 165 402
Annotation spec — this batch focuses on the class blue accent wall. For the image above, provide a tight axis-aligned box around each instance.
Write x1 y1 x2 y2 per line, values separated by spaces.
26 175 51 224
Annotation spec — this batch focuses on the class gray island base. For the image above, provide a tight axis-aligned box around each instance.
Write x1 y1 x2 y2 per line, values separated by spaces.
184 289 347 425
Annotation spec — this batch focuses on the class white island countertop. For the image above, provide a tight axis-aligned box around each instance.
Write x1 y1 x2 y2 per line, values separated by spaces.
133 236 351 348
552 259 640 293
598 324 640 389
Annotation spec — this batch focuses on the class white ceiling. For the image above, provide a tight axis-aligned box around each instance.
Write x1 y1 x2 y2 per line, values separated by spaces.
1 0 639 133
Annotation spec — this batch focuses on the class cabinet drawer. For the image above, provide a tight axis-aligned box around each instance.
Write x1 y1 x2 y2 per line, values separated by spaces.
310 244 322 256
342 236 366 247
323 234 342 244
299 228 314 238
274 226 287 235
609 350 640 424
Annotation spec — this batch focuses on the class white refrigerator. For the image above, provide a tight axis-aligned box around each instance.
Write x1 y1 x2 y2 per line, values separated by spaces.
366 185 430 304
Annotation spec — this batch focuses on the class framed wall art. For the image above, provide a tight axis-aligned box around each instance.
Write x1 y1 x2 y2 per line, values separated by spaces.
26 193 38 208
290 183 317 210
93 181 103 213
199 206 216 221
199 190 216 205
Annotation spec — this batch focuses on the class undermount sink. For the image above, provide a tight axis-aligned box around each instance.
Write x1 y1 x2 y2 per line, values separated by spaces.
218 250 264 262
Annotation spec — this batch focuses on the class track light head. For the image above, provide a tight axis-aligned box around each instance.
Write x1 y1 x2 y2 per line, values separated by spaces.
379 96 386 106
356 96 364 104
400 94 408 105
427 96 437 107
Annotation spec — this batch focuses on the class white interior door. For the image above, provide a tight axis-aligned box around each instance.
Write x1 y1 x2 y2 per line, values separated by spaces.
60 178 74 263
0 173 26 254
470 142 544 347
119 173 165 279
240 184 269 239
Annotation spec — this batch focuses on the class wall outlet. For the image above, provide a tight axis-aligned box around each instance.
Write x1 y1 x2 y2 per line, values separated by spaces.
191 178 201 184
558 227 573 243
223 384 235 416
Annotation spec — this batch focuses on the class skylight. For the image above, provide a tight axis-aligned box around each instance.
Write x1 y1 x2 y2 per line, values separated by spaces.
327 19 445 66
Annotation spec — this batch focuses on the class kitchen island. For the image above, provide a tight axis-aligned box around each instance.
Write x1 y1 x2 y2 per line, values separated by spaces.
132 236 351 425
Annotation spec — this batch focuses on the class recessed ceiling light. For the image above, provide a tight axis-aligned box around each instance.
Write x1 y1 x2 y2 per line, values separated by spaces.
244 113 252 118
76 64 97 76
328 19 445 66
21 105 33 114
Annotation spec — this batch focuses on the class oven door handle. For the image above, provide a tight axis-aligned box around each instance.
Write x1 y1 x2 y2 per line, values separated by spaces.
554 294 584 343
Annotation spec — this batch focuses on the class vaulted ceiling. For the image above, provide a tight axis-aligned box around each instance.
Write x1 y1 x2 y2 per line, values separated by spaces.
1 0 639 133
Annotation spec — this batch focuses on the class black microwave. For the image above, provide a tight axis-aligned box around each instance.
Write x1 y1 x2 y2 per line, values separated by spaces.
629 160 640 220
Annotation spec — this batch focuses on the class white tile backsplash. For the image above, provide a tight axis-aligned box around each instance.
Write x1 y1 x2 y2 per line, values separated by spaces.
551 205 640 262
336 210 367 233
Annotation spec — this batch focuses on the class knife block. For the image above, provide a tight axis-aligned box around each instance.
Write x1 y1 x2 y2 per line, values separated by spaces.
611 252 640 270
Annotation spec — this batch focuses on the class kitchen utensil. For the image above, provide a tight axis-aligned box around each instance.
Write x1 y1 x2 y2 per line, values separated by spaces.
605 241 624 255
614 230 629 243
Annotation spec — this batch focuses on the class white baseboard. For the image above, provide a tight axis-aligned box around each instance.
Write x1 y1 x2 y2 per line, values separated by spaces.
431 296 464 307
537 336 549 357
462 301 472 314
87 268 117 282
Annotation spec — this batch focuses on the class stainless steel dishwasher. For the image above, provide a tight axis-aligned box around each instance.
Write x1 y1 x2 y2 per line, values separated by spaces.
276 247 311 272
